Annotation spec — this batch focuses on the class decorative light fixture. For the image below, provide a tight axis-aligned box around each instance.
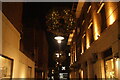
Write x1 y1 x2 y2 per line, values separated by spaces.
46 8 76 36
54 36 64 44
62 66 66 70
53 51 66 63
56 53 60 58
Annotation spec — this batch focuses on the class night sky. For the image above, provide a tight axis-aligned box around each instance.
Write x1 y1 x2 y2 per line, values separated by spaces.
23 2 73 68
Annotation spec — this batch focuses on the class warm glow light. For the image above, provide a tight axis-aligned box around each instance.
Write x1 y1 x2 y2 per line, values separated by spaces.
81 40 84 54
62 66 66 70
56 53 60 58
82 20 85 25
115 58 120 78
70 74 71 78
73 29 75 33
106 2 117 26
54 36 64 44
96 34 100 40
19 64 27 78
75 52 77 62
105 59 115 78
87 45 90 49
87 5 91 13
111 59 114 69
70 34 74 38
93 19 100 40
51 76 54 79
42 72 44 78
56 53 59 55
97 3 104 13
97 34 100 37
54 36 64 40
57 40 61 43
81 52 83 55
109 15 115 25
68 39 72 42
82 34 85 38
68 53 71 56
81 70 83 78
67 32 75 45
0 56 3 68
88 22 93 29
109 9 115 25
86 30 90 49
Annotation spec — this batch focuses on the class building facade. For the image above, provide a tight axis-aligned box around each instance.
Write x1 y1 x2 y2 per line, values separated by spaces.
1 2 48 79
68 2 120 79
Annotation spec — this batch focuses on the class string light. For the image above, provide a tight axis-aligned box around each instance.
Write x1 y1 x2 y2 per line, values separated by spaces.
46 8 76 35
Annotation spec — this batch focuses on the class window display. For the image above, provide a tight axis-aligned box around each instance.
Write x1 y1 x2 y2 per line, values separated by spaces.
0 55 13 78
105 59 115 78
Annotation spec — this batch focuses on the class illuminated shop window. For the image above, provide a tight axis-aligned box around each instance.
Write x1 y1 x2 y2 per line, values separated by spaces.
105 57 120 79
105 59 115 78
0 55 13 78
59 73 68 79
115 58 120 78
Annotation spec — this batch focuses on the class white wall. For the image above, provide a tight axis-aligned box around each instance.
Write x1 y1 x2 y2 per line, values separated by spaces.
2 12 35 78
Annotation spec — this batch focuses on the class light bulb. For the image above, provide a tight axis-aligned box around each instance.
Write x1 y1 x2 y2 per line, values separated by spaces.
57 40 61 43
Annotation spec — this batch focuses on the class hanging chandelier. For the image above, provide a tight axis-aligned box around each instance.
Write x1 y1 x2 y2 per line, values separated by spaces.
46 8 76 36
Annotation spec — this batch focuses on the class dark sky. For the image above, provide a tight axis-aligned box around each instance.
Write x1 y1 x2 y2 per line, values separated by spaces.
23 2 73 68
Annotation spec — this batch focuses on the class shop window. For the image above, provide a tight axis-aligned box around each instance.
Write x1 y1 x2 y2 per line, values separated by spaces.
103 48 119 79
115 58 120 78
105 57 120 79
105 59 115 78
0 55 13 79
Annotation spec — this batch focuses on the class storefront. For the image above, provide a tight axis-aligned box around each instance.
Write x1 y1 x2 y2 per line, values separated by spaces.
105 57 120 79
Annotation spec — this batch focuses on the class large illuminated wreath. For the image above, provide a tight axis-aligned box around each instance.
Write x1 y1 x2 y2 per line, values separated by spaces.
46 8 76 36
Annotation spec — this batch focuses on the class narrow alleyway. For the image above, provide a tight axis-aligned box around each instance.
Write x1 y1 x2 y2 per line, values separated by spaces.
1 1 120 80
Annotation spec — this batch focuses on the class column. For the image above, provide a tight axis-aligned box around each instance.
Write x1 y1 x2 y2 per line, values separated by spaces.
98 53 105 78
81 63 87 78
87 59 94 78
